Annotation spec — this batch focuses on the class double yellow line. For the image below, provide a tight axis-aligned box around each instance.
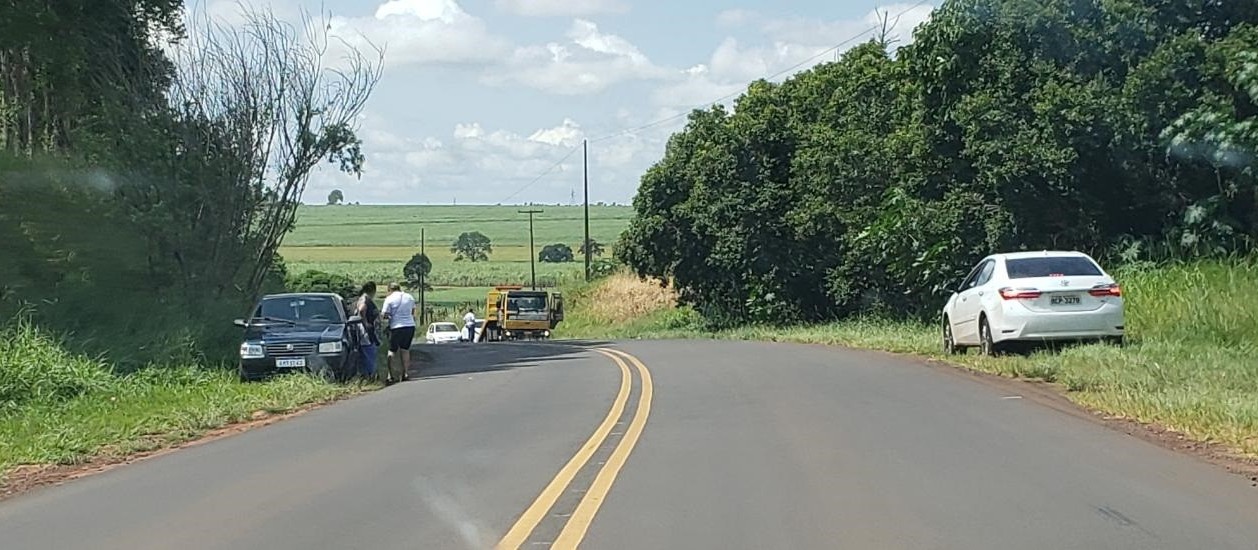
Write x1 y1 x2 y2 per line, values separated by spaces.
495 348 653 549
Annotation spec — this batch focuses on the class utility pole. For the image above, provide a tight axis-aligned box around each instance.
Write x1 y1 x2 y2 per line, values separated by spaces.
419 227 426 327
583 138 590 282
519 209 543 290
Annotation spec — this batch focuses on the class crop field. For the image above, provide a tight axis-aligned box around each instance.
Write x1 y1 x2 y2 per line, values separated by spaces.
281 205 634 320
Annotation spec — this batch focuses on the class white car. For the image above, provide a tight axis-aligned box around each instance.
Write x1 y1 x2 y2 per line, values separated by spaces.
425 322 462 344
941 251 1125 355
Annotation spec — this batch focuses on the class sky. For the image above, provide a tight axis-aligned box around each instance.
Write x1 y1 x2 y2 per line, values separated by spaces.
193 0 937 205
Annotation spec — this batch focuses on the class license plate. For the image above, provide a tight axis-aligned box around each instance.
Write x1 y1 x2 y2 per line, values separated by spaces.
276 357 306 368
1050 295 1081 306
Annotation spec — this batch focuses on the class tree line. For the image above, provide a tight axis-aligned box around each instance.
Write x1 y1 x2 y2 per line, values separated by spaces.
616 0 1258 328
0 2 381 365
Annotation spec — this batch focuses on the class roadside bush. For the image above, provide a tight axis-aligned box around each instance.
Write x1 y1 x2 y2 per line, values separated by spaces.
589 258 620 280
0 320 116 411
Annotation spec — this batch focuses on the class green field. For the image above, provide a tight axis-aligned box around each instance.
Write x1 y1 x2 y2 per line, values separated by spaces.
281 205 633 288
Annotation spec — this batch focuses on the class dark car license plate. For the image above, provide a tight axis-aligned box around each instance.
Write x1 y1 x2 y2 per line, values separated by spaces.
276 357 306 368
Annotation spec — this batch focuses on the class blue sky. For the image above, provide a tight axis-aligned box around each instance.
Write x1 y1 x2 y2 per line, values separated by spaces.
198 0 936 204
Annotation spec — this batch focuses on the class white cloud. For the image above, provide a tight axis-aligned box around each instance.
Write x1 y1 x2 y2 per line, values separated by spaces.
304 3 941 204
651 4 936 110
495 0 628 17
650 65 744 109
328 0 510 67
715 8 755 28
453 120 581 158
529 118 583 147
484 19 669 95
310 117 595 203
403 137 455 170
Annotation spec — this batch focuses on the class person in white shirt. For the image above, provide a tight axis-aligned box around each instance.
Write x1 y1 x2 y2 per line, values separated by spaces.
463 308 477 342
380 282 417 384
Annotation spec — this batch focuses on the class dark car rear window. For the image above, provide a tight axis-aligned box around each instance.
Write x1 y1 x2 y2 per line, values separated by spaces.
1006 257 1102 279
257 297 341 322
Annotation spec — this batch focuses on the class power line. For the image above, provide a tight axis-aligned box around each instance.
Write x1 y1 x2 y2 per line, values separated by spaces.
498 144 581 203
587 0 932 144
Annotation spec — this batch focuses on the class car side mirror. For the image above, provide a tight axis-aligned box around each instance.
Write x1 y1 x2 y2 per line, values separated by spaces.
233 319 247 328
347 315 363 324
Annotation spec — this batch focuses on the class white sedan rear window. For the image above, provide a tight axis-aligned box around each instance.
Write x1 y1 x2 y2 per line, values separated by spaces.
1006 257 1102 279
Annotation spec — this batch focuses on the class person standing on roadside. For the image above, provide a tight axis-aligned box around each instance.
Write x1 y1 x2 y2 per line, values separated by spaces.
355 282 381 380
463 308 477 342
380 282 417 384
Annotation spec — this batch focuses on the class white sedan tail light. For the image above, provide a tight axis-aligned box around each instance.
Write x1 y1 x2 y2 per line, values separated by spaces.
1088 283 1122 297
998 287 1042 300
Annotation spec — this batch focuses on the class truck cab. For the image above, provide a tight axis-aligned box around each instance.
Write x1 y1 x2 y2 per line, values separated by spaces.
481 286 564 341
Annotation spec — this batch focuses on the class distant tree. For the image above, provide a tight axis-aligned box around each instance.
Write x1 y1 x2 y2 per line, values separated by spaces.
539 243 574 263
579 238 605 258
327 189 344 205
403 252 433 290
451 231 493 262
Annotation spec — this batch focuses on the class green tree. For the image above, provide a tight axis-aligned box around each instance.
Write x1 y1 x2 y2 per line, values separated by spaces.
451 231 492 262
618 0 1258 326
403 252 432 290
539 243 574 263
327 189 344 205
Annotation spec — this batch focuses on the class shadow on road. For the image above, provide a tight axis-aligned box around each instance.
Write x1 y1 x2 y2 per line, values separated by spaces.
405 339 614 381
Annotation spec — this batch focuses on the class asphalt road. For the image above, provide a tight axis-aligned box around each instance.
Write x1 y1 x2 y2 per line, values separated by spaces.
2 340 1257 549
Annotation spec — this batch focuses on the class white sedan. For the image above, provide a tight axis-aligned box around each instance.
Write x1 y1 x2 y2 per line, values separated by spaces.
941 251 1125 355
425 322 463 344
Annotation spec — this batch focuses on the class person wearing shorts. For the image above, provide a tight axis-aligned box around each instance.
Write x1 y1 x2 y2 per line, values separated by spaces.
380 282 417 384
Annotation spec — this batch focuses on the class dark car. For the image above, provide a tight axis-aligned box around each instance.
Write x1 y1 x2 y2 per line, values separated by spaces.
234 292 364 382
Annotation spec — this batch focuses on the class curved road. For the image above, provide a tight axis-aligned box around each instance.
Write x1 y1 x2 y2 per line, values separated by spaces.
2 340 1256 549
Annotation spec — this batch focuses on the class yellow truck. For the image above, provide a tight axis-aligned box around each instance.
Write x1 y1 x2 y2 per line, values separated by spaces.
479 285 564 341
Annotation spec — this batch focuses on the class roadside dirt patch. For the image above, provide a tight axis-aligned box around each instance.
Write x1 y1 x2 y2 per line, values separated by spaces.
0 393 361 502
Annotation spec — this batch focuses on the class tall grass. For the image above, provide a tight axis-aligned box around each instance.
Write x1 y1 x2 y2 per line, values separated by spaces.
560 272 702 339
0 320 116 411
561 262 1258 457
0 319 358 477
1119 260 1258 347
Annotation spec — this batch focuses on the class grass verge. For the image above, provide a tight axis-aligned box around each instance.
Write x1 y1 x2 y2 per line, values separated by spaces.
561 263 1258 458
0 320 372 481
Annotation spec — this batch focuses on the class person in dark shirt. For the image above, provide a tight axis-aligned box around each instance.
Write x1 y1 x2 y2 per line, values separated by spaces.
355 282 381 379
